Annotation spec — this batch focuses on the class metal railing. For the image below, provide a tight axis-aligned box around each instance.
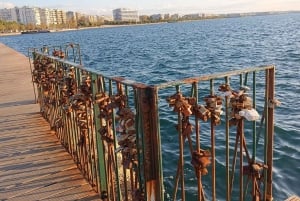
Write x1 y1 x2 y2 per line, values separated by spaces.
29 44 276 201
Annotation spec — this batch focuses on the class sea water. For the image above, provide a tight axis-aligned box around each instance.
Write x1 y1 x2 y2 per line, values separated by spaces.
1 12 299 200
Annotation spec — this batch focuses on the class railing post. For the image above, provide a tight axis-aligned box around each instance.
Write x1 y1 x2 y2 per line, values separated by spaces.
91 73 108 199
210 79 216 201
266 67 275 201
137 86 163 201
225 76 230 201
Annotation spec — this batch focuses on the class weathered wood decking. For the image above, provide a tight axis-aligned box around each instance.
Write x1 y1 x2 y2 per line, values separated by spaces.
286 195 300 201
0 43 100 201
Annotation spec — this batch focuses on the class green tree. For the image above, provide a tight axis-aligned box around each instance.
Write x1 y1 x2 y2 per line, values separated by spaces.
67 19 78 28
39 23 48 30
0 21 5 32
77 16 89 27
25 23 36 30
139 15 150 23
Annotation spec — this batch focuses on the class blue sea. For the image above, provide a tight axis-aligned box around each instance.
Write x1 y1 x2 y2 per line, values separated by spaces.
1 13 299 200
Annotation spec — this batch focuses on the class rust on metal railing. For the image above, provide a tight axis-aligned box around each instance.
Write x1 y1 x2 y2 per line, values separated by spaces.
29 44 277 201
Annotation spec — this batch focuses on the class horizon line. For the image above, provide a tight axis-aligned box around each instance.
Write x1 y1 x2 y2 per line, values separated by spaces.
1 5 300 16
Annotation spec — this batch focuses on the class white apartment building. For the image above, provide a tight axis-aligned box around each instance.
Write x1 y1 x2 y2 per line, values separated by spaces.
0 6 99 26
49 9 57 24
87 15 98 23
39 8 51 25
0 8 18 22
1 6 67 26
18 6 41 25
49 9 66 25
55 9 67 24
113 8 139 22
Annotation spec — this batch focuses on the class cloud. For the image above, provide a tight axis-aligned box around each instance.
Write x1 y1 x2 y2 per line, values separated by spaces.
138 0 255 14
0 2 15 9
251 0 300 11
138 0 300 14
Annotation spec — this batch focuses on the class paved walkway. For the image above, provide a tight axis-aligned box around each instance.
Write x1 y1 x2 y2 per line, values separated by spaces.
0 43 100 201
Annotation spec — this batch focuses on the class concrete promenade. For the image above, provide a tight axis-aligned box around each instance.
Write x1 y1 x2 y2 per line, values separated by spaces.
0 43 100 201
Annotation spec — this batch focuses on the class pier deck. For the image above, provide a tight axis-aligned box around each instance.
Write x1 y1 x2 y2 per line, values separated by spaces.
286 195 300 201
0 43 100 201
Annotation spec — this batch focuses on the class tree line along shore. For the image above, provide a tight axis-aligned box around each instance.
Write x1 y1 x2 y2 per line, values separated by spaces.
1 10 298 36
0 16 217 34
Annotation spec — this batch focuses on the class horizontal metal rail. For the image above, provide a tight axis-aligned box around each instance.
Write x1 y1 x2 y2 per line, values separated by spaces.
155 65 274 89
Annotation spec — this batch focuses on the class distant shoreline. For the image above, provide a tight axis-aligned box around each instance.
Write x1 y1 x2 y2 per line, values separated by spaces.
1 11 299 37
0 32 21 37
0 23 166 37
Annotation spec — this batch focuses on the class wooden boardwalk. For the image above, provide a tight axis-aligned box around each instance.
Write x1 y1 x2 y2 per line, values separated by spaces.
286 195 300 201
0 43 100 201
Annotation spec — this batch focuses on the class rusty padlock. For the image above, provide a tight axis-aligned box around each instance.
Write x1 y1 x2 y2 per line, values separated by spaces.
191 150 211 175
98 127 114 143
167 92 194 116
52 50 65 58
218 84 231 92
194 104 211 121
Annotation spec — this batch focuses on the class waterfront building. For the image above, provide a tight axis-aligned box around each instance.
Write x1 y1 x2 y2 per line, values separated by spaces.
202 13 218 18
97 16 105 24
139 15 150 22
164 14 170 20
101 15 113 22
113 8 139 22
49 9 57 24
75 12 83 21
0 8 18 22
0 5 106 28
39 8 51 26
55 9 67 24
66 11 77 22
87 15 98 24
48 9 66 25
182 13 202 20
170 14 180 20
18 6 41 25
150 14 164 21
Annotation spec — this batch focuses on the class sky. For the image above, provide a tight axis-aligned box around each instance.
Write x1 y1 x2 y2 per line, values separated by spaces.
0 0 300 16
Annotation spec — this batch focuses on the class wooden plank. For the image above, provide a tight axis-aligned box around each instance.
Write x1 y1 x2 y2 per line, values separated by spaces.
0 43 100 201
285 195 300 201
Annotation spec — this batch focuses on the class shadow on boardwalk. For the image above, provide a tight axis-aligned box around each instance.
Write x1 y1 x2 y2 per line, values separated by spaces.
0 43 100 201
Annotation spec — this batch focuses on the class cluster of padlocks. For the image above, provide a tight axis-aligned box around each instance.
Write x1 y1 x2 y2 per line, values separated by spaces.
59 67 76 113
166 82 263 181
116 107 138 169
32 54 60 119
191 150 211 175
31 46 278 200
95 90 138 169
94 87 141 199
33 50 95 148
218 84 271 199
166 92 213 175
218 84 259 124
53 49 65 58
204 95 223 126
70 75 92 146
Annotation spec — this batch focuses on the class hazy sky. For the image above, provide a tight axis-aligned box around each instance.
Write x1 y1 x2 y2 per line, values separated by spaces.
0 0 300 15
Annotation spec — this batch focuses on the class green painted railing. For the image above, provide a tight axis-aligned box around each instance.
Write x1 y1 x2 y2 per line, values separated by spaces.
29 44 277 201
